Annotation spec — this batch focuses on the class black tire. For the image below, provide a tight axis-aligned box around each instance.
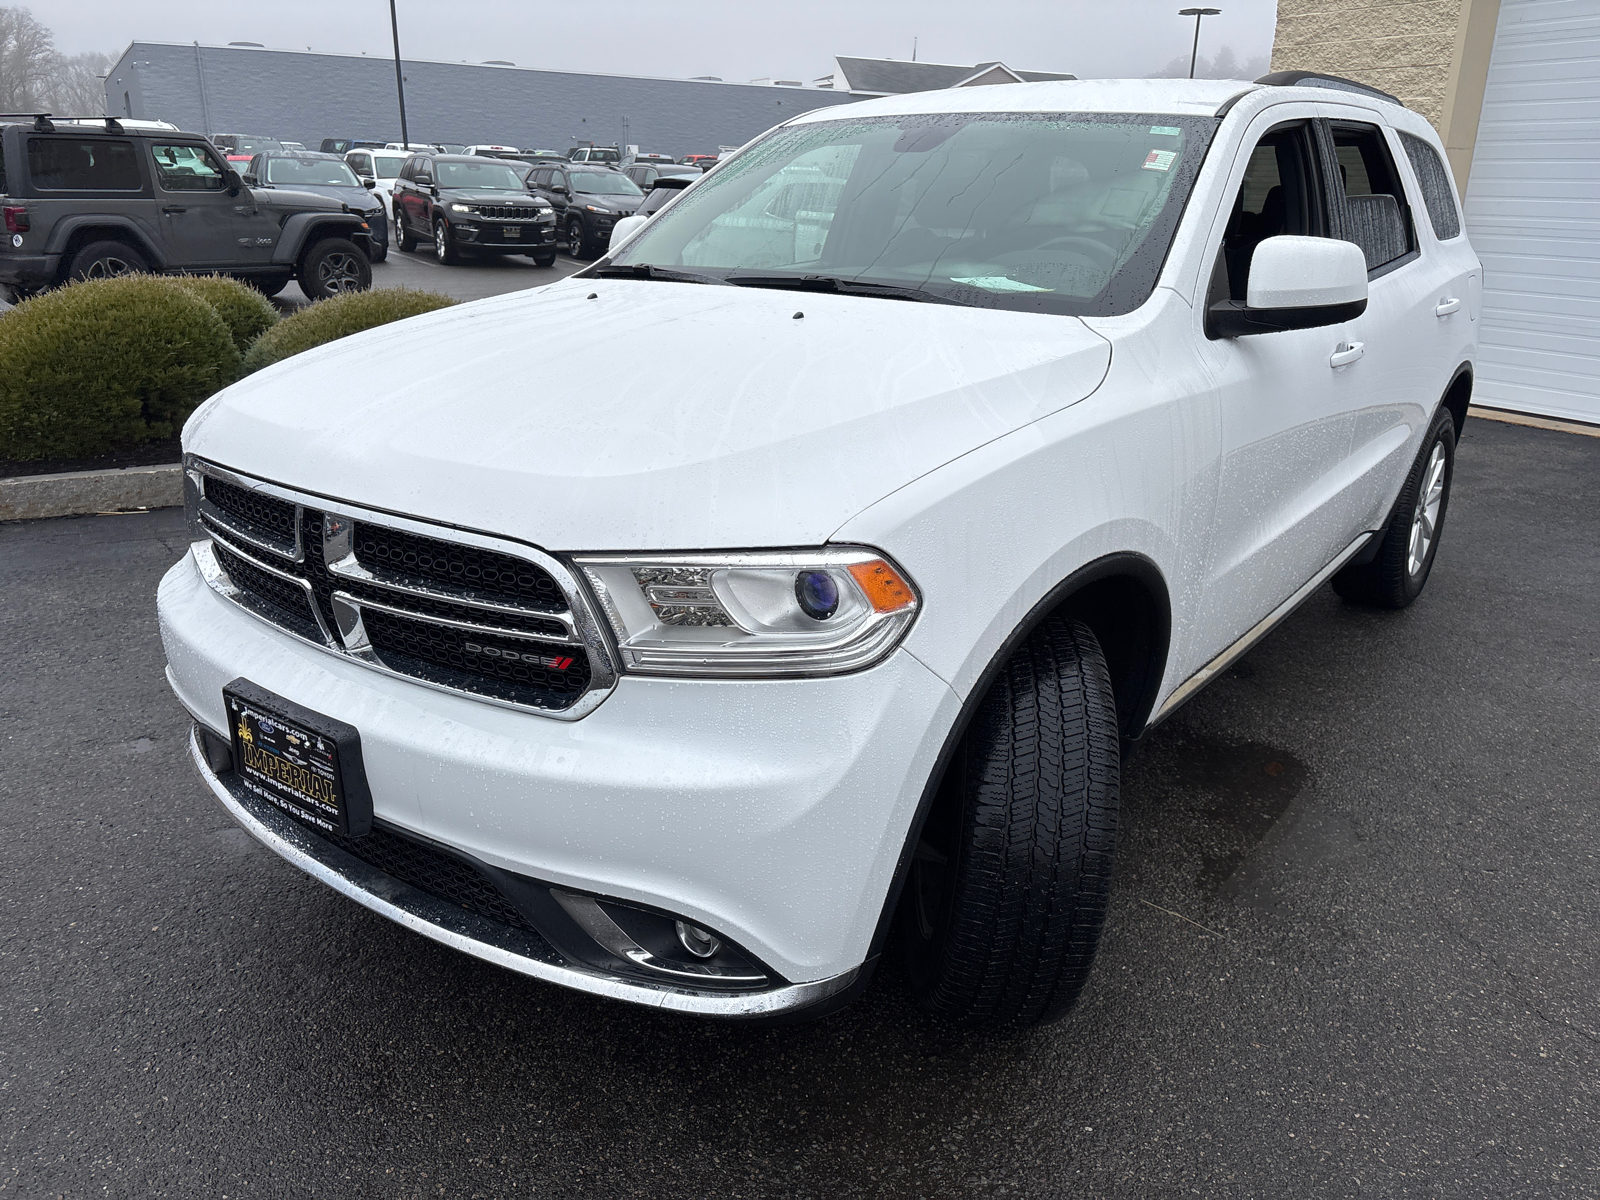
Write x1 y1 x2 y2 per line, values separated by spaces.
67 239 148 282
902 616 1120 1028
396 207 416 252
433 216 460 265
566 216 590 259
1332 405 1457 609
297 237 372 301
369 241 388 264
530 251 557 267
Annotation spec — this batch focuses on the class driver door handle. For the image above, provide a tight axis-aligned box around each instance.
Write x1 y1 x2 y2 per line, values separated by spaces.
1329 341 1365 368
161 205 187 214
1434 297 1462 316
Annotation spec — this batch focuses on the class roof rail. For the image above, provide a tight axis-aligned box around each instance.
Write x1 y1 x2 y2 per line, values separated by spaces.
52 116 125 133
0 113 55 131
1255 70 1403 107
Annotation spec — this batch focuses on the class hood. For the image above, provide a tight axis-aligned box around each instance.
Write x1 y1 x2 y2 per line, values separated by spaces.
254 188 346 214
574 191 640 211
260 182 380 211
446 190 545 205
185 280 1111 550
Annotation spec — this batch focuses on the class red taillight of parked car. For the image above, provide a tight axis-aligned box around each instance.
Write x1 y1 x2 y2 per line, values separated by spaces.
3 206 29 233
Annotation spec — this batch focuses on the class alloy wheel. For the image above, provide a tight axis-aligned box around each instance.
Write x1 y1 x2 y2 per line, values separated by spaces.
1407 440 1447 577
568 219 584 257
316 251 365 293
83 256 134 279
434 220 449 262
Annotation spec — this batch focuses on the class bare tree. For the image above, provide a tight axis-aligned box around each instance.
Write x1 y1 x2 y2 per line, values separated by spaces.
41 50 112 115
0 5 57 110
1149 46 1270 81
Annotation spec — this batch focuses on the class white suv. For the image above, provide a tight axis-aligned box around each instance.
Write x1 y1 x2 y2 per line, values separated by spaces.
159 75 1479 1027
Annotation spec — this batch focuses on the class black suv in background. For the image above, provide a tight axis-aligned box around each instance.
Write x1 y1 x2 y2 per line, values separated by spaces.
525 163 643 258
243 150 389 261
0 116 374 302
391 153 558 266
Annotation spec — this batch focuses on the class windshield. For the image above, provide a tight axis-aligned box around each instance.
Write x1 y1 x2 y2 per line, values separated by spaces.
371 155 408 178
435 160 526 189
610 112 1217 316
573 171 642 196
265 156 361 187
235 137 284 156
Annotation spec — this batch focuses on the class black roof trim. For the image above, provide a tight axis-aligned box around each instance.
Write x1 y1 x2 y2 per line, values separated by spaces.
1255 70 1403 107
1213 87 1257 118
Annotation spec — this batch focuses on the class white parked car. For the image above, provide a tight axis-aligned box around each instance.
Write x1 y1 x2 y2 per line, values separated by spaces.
343 148 414 220
160 74 1478 1027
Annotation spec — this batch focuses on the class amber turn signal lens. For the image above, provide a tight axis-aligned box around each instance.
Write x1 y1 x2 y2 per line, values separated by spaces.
847 559 916 613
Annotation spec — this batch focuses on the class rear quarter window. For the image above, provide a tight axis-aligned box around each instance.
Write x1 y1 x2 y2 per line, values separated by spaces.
1399 132 1462 240
27 138 142 191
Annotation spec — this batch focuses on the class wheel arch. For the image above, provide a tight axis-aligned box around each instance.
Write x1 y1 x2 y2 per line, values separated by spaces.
863 551 1171 964
272 213 370 266
1441 361 1473 436
46 217 167 277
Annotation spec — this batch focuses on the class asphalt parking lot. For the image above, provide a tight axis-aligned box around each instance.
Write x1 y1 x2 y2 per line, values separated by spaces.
279 239 588 306
3 417 1597 1198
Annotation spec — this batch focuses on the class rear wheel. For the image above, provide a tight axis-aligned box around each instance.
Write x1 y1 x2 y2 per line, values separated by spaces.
902 616 1120 1028
68 239 148 282
1333 405 1457 609
297 237 371 301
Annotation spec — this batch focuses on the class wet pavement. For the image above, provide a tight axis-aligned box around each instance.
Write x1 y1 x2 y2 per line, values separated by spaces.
3 417 1597 1197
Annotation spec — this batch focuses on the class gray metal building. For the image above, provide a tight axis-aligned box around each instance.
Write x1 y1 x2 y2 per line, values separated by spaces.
103 42 864 157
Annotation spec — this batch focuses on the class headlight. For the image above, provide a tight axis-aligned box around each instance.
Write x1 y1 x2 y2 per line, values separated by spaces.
573 547 918 678
584 204 614 214
448 202 473 213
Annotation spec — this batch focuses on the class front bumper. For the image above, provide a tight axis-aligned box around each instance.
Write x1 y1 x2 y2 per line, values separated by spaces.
159 547 958 1005
452 221 557 250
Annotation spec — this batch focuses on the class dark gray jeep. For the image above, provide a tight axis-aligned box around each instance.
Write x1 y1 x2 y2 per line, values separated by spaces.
0 116 374 303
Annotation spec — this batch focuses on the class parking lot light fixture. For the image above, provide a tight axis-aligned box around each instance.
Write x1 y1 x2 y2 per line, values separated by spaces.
1178 7 1222 78
388 0 410 150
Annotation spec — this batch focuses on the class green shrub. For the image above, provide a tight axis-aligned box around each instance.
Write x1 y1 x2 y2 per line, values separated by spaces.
0 275 241 460
170 274 279 355
242 288 458 374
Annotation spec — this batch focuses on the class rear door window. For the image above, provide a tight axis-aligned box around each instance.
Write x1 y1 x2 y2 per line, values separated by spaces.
1398 132 1462 240
27 138 141 191
1327 122 1415 272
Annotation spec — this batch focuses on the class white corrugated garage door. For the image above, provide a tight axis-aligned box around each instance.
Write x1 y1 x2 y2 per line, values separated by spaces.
1466 0 1600 423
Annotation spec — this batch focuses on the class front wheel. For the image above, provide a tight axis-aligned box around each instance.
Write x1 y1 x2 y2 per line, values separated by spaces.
566 216 590 259
433 217 460 265
902 616 1120 1028
1333 405 1457 609
530 251 557 267
396 208 416 252
297 237 372 300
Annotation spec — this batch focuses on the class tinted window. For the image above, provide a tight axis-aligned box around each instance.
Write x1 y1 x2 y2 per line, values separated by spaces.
1330 122 1413 271
1220 122 1329 302
371 155 407 179
348 152 372 175
1400 131 1461 240
152 143 227 191
233 136 284 156
613 112 1218 316
27 138 141 191
434 160 525 189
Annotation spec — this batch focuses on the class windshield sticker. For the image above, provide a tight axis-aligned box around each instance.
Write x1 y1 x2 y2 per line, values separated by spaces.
1142 149 1178 172
1150 125 1182 136
951 276 1056 293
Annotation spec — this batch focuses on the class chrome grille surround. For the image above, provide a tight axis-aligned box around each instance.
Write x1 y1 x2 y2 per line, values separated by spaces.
185 457 619 720
466 204 544 219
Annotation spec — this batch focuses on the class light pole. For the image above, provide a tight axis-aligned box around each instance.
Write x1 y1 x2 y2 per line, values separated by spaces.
1178 7 1222 79
388 0 410 148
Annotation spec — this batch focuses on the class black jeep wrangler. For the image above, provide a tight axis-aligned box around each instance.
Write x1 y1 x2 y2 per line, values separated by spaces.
0 116 375 303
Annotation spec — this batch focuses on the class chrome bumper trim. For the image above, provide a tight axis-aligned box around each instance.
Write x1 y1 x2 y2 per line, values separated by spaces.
183 721 857 1018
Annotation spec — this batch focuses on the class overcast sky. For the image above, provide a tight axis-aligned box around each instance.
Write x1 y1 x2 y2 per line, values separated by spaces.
41 0 1279 82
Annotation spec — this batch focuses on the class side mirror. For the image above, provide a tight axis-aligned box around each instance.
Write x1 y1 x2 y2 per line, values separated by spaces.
551 183 568 195
224 168 243 196
241 173 258 186
1207 236 1368 339
610 213 647 250
361 177 376 189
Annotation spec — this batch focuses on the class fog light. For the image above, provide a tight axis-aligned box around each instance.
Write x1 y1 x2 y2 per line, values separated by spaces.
794 570 839 620
675 920 721 958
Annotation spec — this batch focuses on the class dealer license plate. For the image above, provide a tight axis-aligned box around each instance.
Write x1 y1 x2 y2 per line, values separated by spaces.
223 679 373 836
503 226 521 238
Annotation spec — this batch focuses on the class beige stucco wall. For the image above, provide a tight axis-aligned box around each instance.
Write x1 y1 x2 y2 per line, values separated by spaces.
1271 0 1503 190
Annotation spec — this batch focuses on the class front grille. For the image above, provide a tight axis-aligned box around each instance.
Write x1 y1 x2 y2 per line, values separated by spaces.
204 477 298 546
469 204 539 219
213 542 323 643
321 821 542 935
197 464 604 715
354 522 566 611
362 608 590 709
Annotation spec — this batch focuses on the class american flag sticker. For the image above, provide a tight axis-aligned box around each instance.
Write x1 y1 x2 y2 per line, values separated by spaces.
1142 149 1178 172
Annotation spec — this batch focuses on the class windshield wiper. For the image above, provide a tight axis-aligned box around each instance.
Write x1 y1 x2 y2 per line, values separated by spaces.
592 263 727 285
722 273 965 305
